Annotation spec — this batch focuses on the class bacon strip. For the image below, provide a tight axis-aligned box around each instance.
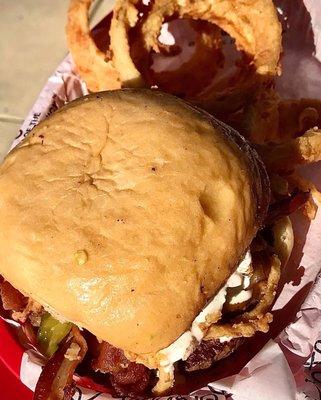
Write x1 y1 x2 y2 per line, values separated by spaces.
265 190 310 226
0 280 27 312
73 375 113 394
92 341 151 397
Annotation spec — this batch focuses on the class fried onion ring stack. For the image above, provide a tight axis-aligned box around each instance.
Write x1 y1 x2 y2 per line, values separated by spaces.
66 0 282 116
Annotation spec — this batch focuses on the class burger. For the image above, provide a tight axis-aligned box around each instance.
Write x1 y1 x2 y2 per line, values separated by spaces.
0 89 295 398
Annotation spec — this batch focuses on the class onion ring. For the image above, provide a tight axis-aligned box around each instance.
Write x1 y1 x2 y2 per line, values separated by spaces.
68 0 281 115
240 93 321 144
109 0 146 87
257 127 321 172
142 0 281 76
138 0 282 114
278 98 321 139
205 253 281 340
110 0 224 95
66 0 121 91
68 0 221 93
241 87 281 144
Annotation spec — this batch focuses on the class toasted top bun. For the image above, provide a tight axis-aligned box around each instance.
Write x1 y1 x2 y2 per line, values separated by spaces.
0 89 269 355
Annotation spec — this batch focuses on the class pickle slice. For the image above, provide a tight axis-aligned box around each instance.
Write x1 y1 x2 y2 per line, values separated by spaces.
38 313 72 357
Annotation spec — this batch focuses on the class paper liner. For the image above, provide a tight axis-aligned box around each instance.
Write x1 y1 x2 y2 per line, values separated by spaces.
2 0 320 399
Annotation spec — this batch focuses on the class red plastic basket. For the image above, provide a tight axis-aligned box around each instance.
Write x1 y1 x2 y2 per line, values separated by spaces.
0 319 32 399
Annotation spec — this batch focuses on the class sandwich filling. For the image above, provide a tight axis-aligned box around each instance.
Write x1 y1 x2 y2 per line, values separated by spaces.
0 239 277 397
151 251 252 392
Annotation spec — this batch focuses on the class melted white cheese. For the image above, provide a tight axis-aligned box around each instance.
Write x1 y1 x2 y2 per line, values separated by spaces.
191 284 227 341
229 287 252 304
155 251 252 388
159 331 195 366
219 335 233 343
